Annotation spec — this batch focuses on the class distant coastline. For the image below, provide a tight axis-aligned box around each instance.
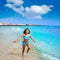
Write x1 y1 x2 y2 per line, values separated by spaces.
0 22 40 26
0 22 60 26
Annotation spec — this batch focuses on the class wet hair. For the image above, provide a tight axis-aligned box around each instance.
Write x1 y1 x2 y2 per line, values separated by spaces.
23 28 30 34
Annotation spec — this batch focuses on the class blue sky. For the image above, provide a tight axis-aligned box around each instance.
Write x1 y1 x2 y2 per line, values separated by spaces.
0 0 60 25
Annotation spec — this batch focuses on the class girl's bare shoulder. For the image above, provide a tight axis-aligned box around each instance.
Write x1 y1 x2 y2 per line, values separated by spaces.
28 34 31 37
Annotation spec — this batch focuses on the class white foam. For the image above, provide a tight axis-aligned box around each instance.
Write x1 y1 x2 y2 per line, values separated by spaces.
42 53 60 60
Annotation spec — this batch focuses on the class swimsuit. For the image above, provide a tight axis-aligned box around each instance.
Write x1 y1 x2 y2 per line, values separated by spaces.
23 35 30 45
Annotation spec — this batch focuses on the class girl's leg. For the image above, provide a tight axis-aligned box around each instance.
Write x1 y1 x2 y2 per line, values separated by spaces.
26 44 30 53
22 45 25 56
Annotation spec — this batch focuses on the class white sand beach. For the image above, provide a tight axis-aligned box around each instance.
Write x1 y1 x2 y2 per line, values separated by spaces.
0 39 60 60
0 38 60 60
0 39 40 60
0 32 60 60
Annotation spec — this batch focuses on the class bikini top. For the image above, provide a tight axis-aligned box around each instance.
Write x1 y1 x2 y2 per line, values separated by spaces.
23 35 30 40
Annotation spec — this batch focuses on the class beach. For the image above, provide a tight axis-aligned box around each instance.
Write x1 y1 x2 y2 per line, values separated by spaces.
0 40 39 60
0 26 60 60
0 38 60 60
0 35 43 60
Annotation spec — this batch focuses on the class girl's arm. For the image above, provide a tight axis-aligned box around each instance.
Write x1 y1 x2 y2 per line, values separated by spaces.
29 35 36 43
13 34 23 43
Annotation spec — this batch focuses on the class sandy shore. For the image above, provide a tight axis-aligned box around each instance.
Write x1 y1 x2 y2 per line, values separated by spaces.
0 40 41 60
0 39 60 60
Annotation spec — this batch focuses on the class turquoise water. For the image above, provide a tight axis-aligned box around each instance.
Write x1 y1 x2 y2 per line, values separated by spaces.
0 26 60 59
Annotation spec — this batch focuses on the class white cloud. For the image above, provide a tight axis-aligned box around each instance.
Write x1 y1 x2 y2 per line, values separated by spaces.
5 0 53 19
24 5 52 19
5 0 24 15
5 4 24 15
25 5 51 15
7 0 24 6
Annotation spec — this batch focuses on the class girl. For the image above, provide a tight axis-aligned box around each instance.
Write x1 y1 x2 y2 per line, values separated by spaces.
13 28 36 56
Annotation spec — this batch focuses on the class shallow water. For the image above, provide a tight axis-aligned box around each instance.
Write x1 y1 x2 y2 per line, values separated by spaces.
0 25 60 59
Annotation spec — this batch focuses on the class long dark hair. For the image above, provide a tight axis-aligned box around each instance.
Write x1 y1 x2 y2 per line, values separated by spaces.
23 28 30 34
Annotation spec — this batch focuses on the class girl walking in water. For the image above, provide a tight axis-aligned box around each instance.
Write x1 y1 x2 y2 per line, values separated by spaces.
13 28 36 56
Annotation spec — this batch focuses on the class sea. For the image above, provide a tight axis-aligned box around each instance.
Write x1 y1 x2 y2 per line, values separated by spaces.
0 25 60 60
